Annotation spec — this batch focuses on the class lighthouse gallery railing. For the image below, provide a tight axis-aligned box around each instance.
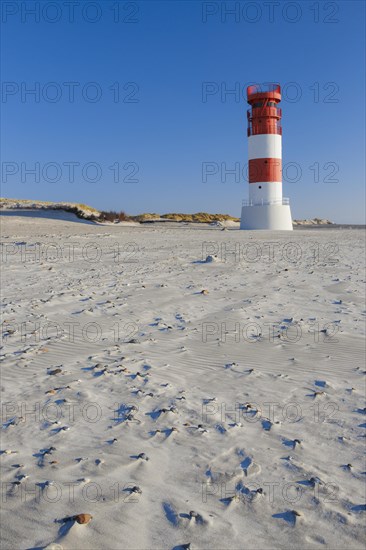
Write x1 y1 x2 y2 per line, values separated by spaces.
242 198 290 207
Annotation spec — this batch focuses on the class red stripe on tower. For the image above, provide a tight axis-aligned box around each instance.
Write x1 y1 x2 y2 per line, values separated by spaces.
248 158 282 183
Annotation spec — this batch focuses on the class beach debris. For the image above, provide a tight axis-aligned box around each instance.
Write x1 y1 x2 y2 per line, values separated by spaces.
195 424 208 433
309 476 322 486
44 480 55 487
48 368 62 376
160 406 178 414
44 447 56 456
204 397 217 403
313 391 326 397
200 289 209 295
16 474 29 482
188 510 205 524
137 453 149 461
225 362 238 369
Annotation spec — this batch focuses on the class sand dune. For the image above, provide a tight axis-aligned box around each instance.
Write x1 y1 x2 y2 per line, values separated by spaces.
1 211 365 549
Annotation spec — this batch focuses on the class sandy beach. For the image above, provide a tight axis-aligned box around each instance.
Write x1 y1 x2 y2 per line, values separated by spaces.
1 210 365 550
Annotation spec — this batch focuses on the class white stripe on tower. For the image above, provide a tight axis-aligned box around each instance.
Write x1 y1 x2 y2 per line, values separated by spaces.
248 134 282 160
249 181 283 204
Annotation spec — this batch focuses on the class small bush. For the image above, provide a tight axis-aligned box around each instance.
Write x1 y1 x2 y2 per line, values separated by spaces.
99 210 127 222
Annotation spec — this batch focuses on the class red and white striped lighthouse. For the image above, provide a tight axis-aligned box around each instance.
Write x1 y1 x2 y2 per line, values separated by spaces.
240 83 293 230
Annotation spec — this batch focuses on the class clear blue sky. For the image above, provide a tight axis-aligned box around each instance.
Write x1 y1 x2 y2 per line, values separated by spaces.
1 0 365 223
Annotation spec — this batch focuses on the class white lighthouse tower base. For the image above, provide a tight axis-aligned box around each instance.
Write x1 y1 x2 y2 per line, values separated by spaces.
240 201 293 230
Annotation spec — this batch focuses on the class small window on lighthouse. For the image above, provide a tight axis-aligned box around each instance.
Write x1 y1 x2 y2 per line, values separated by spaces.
259 186 262 189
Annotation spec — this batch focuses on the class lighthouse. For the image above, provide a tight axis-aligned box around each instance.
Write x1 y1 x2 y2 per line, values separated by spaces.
240 83 293 230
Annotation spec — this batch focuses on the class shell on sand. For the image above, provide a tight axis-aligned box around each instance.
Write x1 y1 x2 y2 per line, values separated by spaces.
73 513 92 524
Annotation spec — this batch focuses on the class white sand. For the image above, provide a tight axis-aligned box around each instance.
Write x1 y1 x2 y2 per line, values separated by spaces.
1 211 365 550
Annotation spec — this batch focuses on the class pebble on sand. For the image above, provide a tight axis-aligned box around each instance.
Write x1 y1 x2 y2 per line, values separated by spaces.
74 513 93 524
61 513 93 525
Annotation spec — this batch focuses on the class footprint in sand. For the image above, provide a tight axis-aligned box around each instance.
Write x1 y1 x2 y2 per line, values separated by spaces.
231 482 265 504
178 510 207 526
163 502 180 527
272 509 302 526
261 418 281 431
282 438 302 450
237 451 261 477
305 534 326 545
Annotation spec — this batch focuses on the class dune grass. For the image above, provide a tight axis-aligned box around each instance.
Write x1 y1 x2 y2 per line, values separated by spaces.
1 198 241 224
160 212 240 223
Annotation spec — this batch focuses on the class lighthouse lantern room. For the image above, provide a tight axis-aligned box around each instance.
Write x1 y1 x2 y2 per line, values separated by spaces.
240 83 293 230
